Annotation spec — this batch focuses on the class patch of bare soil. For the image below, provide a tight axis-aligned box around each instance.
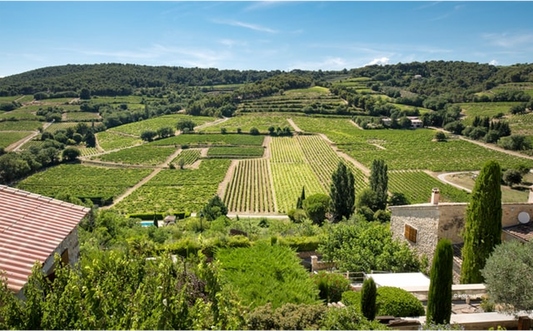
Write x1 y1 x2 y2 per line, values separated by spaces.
218 159 238 197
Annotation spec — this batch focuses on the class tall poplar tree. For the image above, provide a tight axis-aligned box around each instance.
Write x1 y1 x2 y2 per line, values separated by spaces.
460 160 502 284
329 162 355 222
369 159 388 211
427 239 453 324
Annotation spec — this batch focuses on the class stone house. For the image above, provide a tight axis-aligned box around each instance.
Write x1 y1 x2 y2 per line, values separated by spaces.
0 185 90 297
390 188 533 282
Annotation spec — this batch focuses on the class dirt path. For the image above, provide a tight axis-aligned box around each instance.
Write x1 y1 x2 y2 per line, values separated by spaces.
103 147 182 209
102 168 163 209
317 133 370 176
287 118 303 133
431 126 533 161
217 159 238 197
7 121 54 152
349 119 363 130
195 116 230 131
435 171 478 193
262 135 272 159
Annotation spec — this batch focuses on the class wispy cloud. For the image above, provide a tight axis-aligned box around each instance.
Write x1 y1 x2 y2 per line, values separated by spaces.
414 1 441 10
58 44 232 68
288 57 348 71
213 19 278 33
243 1 286 12
365 57 390 66
427 3 465 22
483 32 533 48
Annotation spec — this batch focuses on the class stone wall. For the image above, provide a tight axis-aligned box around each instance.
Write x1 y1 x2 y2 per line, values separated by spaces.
42 227 80 275
390 204 440 264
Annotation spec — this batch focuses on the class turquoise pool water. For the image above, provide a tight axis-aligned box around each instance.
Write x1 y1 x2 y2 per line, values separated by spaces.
140 220 155 227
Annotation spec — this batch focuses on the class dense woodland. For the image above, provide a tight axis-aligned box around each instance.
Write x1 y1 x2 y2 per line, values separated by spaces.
1 61 533 329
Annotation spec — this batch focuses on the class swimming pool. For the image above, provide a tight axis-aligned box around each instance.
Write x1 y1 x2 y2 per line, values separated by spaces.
140 220 155 227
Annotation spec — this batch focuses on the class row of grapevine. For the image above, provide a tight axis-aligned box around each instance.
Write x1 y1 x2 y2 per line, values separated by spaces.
269 136 306 163
171 149 201 166
224 159 274 213
388 170 470 204
297 135 368 194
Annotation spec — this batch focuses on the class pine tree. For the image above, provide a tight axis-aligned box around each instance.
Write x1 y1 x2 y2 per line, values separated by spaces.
369 159 388 211
361 277 377 321
460 160 502 284
329 162 355 222
296 186 305 209
427 239 453 324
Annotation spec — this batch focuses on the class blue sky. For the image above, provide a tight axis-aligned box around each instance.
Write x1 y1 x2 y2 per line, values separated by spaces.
1 1 532 77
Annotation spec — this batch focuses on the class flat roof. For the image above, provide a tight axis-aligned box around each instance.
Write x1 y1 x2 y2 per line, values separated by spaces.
367 272 430 289
0 185 90 292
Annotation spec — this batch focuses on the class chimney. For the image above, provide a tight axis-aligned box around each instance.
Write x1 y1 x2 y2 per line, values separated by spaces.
431 188 440 205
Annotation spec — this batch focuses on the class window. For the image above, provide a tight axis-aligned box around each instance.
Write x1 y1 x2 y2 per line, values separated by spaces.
404 224 418 243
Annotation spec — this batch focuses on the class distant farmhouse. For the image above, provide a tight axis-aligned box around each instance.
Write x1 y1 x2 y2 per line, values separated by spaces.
390 188 533 282
0 185 90 297
381 116 423 129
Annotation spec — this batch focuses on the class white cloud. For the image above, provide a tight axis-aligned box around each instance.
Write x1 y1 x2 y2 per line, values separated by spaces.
213 19 277 33
483 32 533 48
366 57 390 66
288 57 348 71
489 60 499 65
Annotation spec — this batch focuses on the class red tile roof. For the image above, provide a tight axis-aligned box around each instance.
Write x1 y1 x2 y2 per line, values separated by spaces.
0 185 90 292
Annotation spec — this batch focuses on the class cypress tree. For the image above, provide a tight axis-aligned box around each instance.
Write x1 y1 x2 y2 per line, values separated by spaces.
329 162 355 222
361 277 377 321
427 239 453 324
460 160 502 284
370 159 388 211
296 186 305 209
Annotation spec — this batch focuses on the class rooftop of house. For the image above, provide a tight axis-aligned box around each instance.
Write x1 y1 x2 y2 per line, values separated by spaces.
0 185 90 292
503 222 533 242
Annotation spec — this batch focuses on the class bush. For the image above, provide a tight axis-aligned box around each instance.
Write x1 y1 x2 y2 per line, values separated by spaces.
319 305 387 330
311 271 351 304
342 286 424 318
287 208 307 223
278 236 320 252
247 303 326 330
302 193 331 225
377 287 424 317
250 127 260 135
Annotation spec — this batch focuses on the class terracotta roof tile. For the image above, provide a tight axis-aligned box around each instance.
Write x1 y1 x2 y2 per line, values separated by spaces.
0 185 90 292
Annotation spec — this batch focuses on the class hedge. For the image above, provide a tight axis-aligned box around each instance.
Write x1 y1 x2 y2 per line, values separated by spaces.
342 286 424 317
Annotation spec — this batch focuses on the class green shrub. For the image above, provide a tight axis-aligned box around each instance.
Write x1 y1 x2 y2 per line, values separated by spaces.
247 303 326 330
319 305 387 330
278 236 320 252
342 286 424 318
311 271 351 303
217 243 320 309
377 287 424 317
226 235 251 248
287 208 307 223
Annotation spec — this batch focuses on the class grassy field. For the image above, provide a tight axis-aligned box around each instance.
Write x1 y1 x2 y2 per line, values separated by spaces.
0 131 33 148
458 102 520 121
95 145 177 166
96 131 143 151
17 164 152 200
109 114 215 136
199 114 290 133
113 159 231 214
0 120 42 131
150 133 265 147
291 116 533 171
65 111 101 121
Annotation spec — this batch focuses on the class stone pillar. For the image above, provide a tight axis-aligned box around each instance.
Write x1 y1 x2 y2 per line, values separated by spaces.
311 256 318 273
431 188 440 205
